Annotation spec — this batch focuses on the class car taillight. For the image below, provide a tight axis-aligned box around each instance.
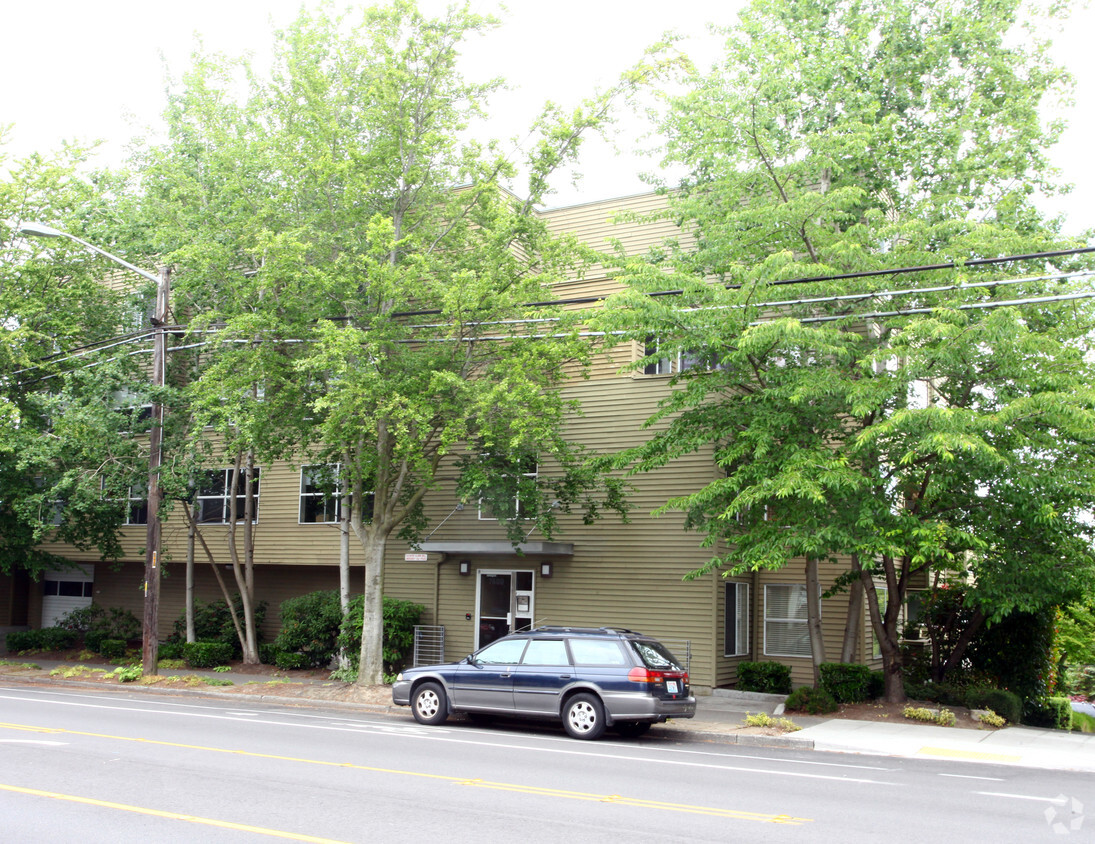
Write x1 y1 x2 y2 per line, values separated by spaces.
628 667 688 685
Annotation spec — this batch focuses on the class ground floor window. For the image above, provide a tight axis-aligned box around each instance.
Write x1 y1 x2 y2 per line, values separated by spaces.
724 581 750 657
764 584 811 657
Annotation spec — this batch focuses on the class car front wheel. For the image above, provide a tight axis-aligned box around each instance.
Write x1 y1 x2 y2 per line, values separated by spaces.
411 681 448 726
562 693 606 740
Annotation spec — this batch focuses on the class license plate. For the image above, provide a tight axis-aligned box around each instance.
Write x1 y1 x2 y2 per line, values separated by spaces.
666 680 679 694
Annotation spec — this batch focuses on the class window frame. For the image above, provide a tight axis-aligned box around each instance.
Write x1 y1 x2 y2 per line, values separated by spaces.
477 455 538 521
724 581 750 657
196 467 261 525
763 583 812 658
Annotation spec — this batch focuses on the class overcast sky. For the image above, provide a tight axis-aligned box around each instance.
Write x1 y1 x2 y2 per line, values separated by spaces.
2 0 1091 230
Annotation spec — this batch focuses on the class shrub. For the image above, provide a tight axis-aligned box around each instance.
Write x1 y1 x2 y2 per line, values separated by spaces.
274 651 310 670
112 665 142 683
736 661 793 695
903 705 955 726
1023 696 1072 730
99 639 126 660
259 644 279 665
158 658 186 670
336 595 425 675
274 590 345 669
183 641 234 669
58 604 140 644
819 663 873 703
158 642 184 660
169 596 266 658
5 627 78 653
965 688 1022 725
784 685 838 714
743 712 801 731
978 710 1006 728
867 670 885 700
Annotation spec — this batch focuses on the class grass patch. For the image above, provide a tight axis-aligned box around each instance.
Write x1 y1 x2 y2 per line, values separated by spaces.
0 659 41 670
1072 711 1095 733
49 665 107 680
203 678 234 686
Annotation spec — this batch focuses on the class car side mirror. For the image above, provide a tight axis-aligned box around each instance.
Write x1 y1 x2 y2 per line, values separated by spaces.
463 655 476 665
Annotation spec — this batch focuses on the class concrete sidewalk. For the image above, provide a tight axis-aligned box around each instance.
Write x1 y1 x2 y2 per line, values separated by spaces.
2 656 1093 773
682 688 1095 773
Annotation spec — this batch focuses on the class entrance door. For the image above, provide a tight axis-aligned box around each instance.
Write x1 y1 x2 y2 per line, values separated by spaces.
476 570 534 650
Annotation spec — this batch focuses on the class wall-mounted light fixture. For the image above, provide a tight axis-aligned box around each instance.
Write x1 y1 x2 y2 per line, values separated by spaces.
540 561 553 578
458 559 471 576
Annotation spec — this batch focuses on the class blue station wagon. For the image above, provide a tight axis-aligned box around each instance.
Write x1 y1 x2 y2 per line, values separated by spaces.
391 627 696 739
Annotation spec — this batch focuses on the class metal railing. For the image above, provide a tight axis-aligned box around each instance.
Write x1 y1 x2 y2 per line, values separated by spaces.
412 625 445 667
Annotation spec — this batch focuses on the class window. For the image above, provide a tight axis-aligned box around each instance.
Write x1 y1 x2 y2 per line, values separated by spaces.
196 468 261 524
298 464 373 524
642 337 704 376
478 455 537 520
44 580 93 598
568 638 627 666
124 482 148 525
764 584 811 657
299 465 342 524
474 637 527 664
724 582 750 657
521 639 570 666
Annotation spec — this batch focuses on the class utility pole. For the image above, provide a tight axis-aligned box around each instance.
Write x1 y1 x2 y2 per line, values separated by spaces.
141 266 171 676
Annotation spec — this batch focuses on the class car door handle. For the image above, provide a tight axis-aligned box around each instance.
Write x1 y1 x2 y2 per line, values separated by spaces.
558 674 572 679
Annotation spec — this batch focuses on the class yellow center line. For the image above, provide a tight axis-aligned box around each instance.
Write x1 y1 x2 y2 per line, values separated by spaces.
0 721 811 826
0 783 349 843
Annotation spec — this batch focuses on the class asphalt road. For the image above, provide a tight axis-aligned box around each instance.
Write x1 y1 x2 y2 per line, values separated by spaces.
0 685 1089 842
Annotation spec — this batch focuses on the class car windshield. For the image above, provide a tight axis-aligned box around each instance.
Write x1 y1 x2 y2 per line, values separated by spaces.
631 640 684 672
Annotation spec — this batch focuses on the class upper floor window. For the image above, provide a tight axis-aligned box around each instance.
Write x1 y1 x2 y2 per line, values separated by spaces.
124 482 148 525
299 464 373 524
643 337 703 376
197 468 261 524
478 455 537 520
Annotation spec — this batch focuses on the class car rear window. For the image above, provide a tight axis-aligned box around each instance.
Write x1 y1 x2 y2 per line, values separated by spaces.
567 638 628 666
630 640 684 672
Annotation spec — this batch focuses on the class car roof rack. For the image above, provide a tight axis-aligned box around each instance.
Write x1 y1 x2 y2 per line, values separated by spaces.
529 625 645 637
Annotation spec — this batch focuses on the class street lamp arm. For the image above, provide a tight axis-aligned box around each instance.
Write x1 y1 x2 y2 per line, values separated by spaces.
17 221 161 285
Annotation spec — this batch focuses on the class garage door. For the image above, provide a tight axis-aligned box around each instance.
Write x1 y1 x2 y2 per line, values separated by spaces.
41 565 94 627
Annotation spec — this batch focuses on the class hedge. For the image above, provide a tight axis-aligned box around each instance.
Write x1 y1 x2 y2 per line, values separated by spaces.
819 663 873 703
736 661 792 695
184 641 234 669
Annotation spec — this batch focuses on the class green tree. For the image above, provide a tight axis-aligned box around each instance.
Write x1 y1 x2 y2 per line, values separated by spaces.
134 2 643 682
599 0 1095 701
1 136 148 578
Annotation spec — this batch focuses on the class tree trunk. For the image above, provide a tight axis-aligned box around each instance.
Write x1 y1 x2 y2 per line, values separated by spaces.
860 565 907 703
805 556 826 686
337 491 352 672
840 554 864 663
185 516 196 643
356 527 387 686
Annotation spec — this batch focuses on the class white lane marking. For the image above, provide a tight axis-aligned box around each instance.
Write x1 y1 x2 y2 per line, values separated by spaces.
976 792 1070 803
938 773 1005 781
0 688 893 784
0 739 67 746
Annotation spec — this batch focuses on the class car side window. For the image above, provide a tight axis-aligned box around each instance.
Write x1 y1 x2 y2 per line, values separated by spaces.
474 638 527 664
567 638 627 666
520 639 570 666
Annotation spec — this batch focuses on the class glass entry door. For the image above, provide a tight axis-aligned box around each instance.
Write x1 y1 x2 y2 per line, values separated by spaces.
476 570 534 649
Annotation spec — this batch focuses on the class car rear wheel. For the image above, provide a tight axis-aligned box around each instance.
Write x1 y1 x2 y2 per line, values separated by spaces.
411 681 448 726
614 721 651 738
563 693 606 740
